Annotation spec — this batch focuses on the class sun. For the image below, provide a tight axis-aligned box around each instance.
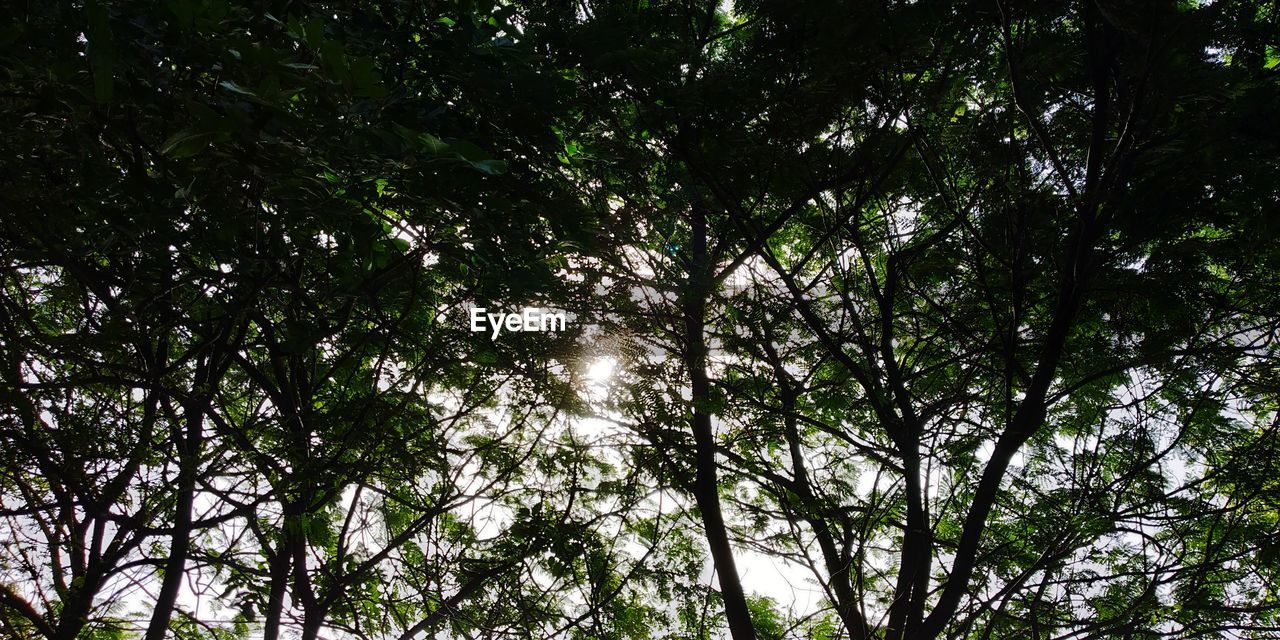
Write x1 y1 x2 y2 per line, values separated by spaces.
585 356 617 383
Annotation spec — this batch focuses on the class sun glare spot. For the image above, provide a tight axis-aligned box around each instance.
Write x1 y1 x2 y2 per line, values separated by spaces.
586 357 617 383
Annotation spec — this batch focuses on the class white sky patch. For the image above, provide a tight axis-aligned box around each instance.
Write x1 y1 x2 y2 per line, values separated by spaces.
737 549 826 615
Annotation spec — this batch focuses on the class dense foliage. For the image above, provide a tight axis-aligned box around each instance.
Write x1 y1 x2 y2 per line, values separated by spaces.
2 1 1278 639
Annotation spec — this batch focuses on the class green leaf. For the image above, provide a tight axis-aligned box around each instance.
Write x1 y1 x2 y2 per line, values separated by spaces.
465 158 508 175
160 129 217 158
218 80 256 97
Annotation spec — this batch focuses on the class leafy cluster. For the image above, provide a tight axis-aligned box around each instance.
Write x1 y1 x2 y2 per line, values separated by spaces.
2 1 1278 640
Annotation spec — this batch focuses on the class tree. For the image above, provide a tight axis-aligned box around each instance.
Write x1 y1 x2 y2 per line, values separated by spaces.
2 2 649 639
534 0 1280 638
3 1 1277 639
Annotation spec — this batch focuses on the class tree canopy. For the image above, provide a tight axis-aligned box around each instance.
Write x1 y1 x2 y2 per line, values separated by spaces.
2 1 1278 639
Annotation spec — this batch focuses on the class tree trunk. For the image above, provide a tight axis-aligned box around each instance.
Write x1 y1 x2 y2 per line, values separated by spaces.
51 585 95 640
682 206 757 640
262 544 291 640
143 469 195 640
886 441 931 640
145 399 207 640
